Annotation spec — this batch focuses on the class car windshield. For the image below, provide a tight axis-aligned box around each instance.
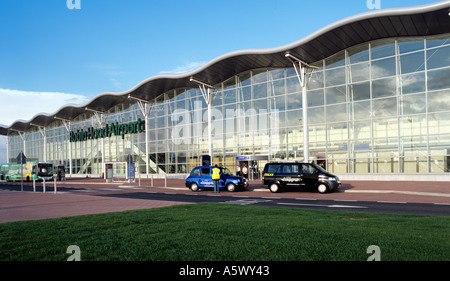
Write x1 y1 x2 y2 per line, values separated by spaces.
312 163 327 173
221 168 233 176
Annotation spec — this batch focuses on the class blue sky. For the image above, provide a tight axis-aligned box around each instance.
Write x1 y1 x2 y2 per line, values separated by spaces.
0 0 442 162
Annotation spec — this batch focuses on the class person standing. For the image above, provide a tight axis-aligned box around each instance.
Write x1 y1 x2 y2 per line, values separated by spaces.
212 165 220 193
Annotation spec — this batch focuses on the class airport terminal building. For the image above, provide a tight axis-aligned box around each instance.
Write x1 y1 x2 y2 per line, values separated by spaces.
1 2 450 180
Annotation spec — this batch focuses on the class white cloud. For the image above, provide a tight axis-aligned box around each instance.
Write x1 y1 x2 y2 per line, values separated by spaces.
0 88 89 163
0 88 89 126
159 61 206 75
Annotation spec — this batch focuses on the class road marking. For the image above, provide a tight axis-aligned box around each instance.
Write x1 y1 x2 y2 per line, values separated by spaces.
223 199 272 205
278 202 367 209
377 201 407 204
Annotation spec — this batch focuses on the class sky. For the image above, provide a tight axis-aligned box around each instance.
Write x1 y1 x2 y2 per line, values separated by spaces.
0 0 443 162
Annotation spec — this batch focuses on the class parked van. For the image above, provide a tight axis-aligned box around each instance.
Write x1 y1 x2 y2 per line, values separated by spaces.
262 162 340 193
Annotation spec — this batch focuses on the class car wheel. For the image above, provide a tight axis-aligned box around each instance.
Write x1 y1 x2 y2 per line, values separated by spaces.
226 183 236 192
190 182 199 192
317 183 329 194
269 183 280 193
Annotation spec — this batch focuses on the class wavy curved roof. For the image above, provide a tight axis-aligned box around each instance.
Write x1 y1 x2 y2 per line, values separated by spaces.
1 1 450 136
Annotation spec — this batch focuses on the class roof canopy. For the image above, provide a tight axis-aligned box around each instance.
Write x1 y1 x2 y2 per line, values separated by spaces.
2 1 449 136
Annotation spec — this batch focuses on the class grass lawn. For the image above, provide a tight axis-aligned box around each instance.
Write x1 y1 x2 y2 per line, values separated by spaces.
0 203 448 261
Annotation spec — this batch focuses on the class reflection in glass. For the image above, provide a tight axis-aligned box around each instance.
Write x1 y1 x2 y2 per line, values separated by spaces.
348 81 370 101
426 45 450 69
428 67 450 91
372 97 397 117
371 40 395 60
371 57 396 79
399 51 424 74
372 77 396 99
400 72 425 95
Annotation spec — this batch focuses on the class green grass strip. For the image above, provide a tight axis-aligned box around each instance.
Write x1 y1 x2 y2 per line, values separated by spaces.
0 203 448 261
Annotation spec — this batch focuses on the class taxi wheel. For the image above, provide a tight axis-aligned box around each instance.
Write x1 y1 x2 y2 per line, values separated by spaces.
317 183 329 194
190 183 199 192
269 183 280 193
226 183 236 192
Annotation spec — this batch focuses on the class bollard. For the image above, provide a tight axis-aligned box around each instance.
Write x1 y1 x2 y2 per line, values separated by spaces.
43 179 46 193
33 178 36 192
54 177 57 194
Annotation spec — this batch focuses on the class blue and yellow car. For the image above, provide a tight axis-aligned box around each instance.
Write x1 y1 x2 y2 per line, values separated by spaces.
185 166 248 192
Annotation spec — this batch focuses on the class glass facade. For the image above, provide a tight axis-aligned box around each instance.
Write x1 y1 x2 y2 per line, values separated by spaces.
6 34 450 175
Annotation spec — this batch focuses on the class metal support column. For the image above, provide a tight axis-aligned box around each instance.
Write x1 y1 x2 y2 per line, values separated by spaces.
190 77 217 159
130 96 153 177
285 52 318 163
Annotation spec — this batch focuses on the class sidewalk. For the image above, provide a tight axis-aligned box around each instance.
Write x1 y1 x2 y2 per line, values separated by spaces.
1 177 449 223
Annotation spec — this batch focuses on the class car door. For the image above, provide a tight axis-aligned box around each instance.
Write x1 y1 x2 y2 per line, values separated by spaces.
279 163 303 188
300 164 319 188
199 167 213 188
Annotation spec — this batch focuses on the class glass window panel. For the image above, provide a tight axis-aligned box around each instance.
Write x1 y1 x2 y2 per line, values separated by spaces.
349 81 370 101
348 62 370 83
325 67 346 87
428 67 450 91
429 134 450 155
252 99 267 111
400 115 427 136
307 89 324 107
327 123 348 142
428 112 450 135
429 156 450 173
252 70 267 84
401 93 426 115
269 69 285 80
371 40 395 60
426 45 450 70
223 89 236 104
373 118 398 138
348 44 370 64
270 96 286 111
372 77 397 99
350 120 371 140
350 100 371 121
286 93 302 110
253 83 267 100
309 107 325 124
428 89 450 113
371 57 396 79
426 35 450 49
237 72 251 86
285 109 302 127
325 51 345 69
286 77 301 93
326 86 346 104
238 86 251 102
373 97 397 118
397 39 424 54
308 71 324 89
269 79 285 96
399 51 425 74
400 72 425 95
326 104 347 123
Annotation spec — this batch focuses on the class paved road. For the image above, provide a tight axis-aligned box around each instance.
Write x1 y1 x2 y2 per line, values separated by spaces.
1 181 449 218
98 191 450 216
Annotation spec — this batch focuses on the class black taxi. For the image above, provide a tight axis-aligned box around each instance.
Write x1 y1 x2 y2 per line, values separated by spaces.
262 162 340 193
